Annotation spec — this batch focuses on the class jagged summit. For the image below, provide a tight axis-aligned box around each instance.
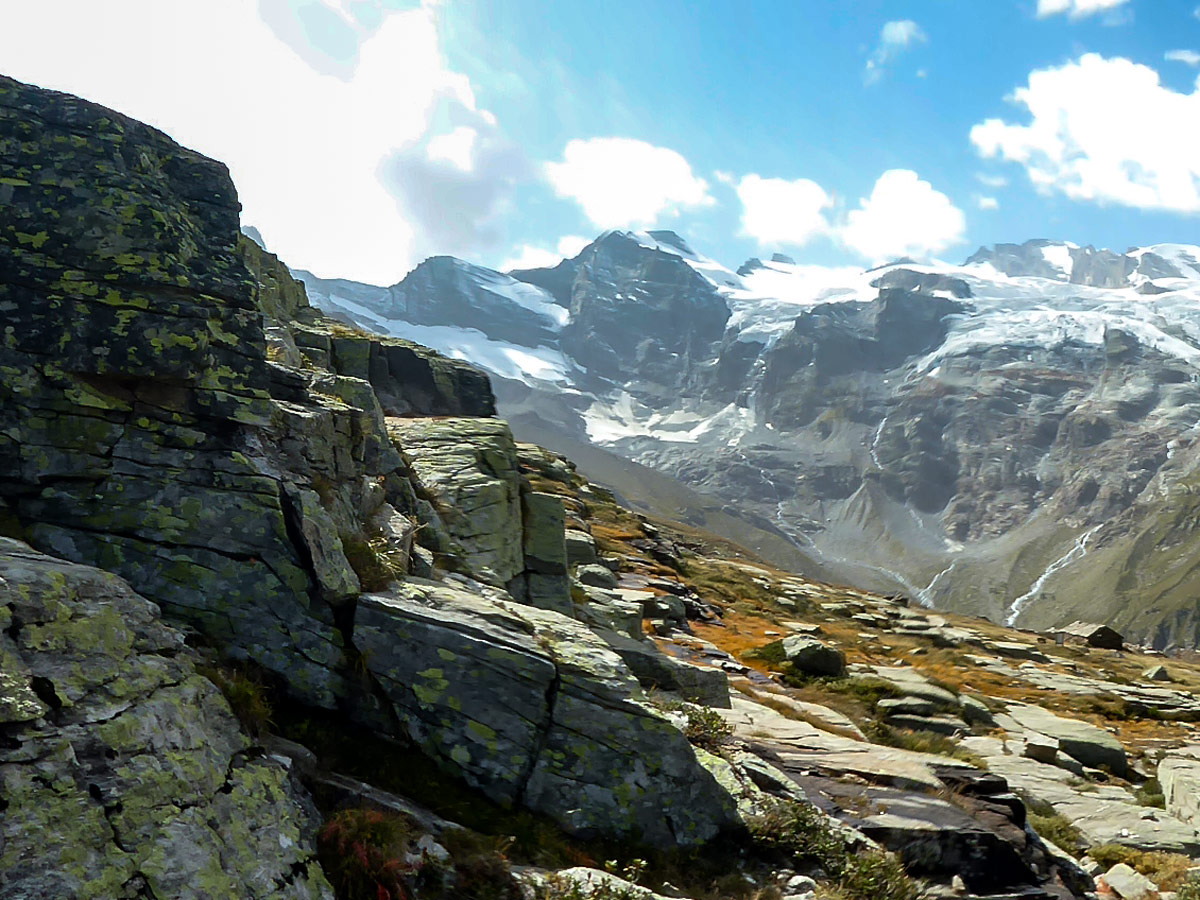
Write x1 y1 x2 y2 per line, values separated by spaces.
964 237 1200 288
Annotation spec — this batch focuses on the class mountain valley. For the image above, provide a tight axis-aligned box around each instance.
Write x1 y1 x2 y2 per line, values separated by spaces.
297 232 1200 646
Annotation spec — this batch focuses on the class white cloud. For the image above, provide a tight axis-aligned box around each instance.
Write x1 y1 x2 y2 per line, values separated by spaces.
976 195 1000 210
556 234 591 257
976 173 1009 188
734 175 833 247
1165 49 1200 66
865 19 927 84
839 170 966 262
970 53 1200 213
500 245 564 271
426 126 479 171
0 0 526 284
545 138 714 229
499 235 591 271
1036 0 1130 18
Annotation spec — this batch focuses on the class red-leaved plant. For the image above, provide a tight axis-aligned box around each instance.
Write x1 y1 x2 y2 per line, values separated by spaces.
317 808 425 900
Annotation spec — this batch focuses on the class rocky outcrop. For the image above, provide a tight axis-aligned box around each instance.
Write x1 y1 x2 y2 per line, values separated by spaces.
0 538 332 899
0 72 499 706
1001 703 1127 776
389 417 572 613
353 578 740 845
1158 753 1200 826
759 288 965 431
0 73 748 858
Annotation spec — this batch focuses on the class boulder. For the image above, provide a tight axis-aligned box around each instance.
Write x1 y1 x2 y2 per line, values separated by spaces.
1004 703 1128 776
521 867 670 899
644 592 687 625
524 572 573 616
984 754 1199 854
1022 733 1060 765
0 539 332 899
959 694 996 727
576 562 619 589
564 529 599 566
353 579 739 846
781 635 846 677
521 491 568 576
389 418 524 585
1101 863 1158 900
863 666 959 709
1159 756 1200 826
1143 665 1172 682
877 697 942 718
575 585 644 639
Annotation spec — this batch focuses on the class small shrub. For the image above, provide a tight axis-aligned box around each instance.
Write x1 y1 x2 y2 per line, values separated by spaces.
342 532 407 592
317 808 425 900
535 864 647 900
440 829 523 900
747 799 917 900
1179 874 1200 900
863 722 984 767
1088 844 1193 891
677 558 788 611
744 640 789 666
1134 777 1166 809
200 664 273 736
651 699 734 751
682 706 734 751
782 675 903 709
1024 798 1082 855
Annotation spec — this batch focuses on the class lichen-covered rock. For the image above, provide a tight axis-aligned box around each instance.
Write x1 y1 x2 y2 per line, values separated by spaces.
782 635 846 677
576 584 645 638
577 562 619 589
389 418 525 585
0 538 332 900
522 491 568 576
565 529 599 566
0 74 500 710
352 578 739 846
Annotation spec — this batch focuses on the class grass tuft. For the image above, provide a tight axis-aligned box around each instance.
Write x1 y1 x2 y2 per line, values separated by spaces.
199 664 274 736
1023 797 1083 855
747 800 917 900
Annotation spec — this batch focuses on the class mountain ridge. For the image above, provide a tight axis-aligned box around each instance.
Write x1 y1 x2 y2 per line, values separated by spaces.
295 230 1200 647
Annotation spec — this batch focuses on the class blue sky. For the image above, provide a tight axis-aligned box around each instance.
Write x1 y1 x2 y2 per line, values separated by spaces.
2 0 1198 282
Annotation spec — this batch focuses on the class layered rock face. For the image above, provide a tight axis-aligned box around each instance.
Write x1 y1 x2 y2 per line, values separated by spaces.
0 539 333 900
0 73 739 852
0 73 487 706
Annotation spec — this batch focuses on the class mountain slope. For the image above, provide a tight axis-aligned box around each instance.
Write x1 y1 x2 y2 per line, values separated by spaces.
295 232 1200 646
